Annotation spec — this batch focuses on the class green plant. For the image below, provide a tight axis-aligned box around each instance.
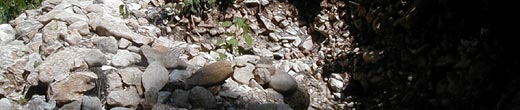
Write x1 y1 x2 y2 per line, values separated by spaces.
0 0 42 23
181 0 217 16
119 4 130 19
217 17 254 56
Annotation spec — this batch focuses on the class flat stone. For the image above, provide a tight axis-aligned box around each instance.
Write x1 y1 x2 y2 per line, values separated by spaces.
189 86 217 109
49 72 97 103
35 48 104 83
259 14 276 31
106 70 123 91
89 13 152 45
0 24 15 44
92 37 118 54
118 38 132 49
42 20 68 43
142 62 169 92
300 36 313 50
233 63 255 84
140 45 189 69
234 55 260 67
38 9 88 25
14 20 43 38
81 96 103 110
112 50 141 67
107 87 140 107
0 98 16 110
186 61 233 88
82 49 106 67
68 21 90 36
118 67 143 86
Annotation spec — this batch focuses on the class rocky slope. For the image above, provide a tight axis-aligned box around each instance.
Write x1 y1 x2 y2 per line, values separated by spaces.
0 0 350 109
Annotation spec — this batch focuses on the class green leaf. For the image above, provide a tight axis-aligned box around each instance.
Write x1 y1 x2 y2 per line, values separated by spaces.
222 21 232 27
244 34 254 46
228 38 238 48
190 6 197 13
217 53 227 61
119 5 125 17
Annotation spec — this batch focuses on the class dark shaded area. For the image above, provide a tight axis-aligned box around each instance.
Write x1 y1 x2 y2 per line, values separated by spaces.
24 83 49 100
287 0 322 25
322 0 520 109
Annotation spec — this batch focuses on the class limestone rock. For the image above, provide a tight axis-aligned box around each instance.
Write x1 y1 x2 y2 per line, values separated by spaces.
89 13 152 45
142 62 169 92
49 72 97 103
140 45 189 69
0 24 15 44
68 21 90 36
107 87 140 107
92 37 118 54
186 61 233 88
27 95 56 110
111 50 141 67
233 63 255 84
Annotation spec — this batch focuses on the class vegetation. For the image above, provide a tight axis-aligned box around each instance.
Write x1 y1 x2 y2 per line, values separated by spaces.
0 0 42 23
217 17 254 58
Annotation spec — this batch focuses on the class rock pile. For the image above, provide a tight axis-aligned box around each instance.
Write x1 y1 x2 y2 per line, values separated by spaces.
0 0 354 109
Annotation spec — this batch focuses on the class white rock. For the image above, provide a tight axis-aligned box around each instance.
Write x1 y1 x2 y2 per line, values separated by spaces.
253 48 273 57
92 37 118 54
89 13 152 45
0 98 16 110
142 62 169 92
118 38 132 49
168 69 192 86
14 20 43 38
42 20 68 43
328 73 345 92
260 0 270 6
233 63 255 84
259 14 276 31
244 0 260 5
234 55 260 67
68 21 90 36
106 70 123 91
0 24 15 44
107 87 140 107
300 36 313 50
112 50 141 67
38 10 88 25
188 55 207 68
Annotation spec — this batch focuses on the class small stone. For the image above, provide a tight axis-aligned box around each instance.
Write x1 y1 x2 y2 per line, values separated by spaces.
233 63 255 84
244 0 260 5
268 33 279 42
111 50 141 67
83 49 107 67
253 48 274 57
93 37 118 54
82 96 103 110
118 67 144 94
300 36 313 50
280 20 290 28
168 69 192 86
107 87 140 107
286 28 298 35
188 55 207 68
253 67 273 85
14 20 43 38
59 101 80 110
127 46 140 53
141 45 189 69
269 69 298 95
24 53 43 73
234 55 260 66
260 0 269 5
186 61 233 88
158 91 171 103
65 30 82 45
189 86 217 109
27 95 56 110
106 70 123 91
142 62 169 92
118 38 132 49
49 72 97 103
273 15 285 23
328 73 345 92
0 24 16 44
259 14 276 31
279 61 291 72
0 98 16 110
89 13 152 44
68 21 90 36
42 20 68 43
111 107 132 110
171 89 190 108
